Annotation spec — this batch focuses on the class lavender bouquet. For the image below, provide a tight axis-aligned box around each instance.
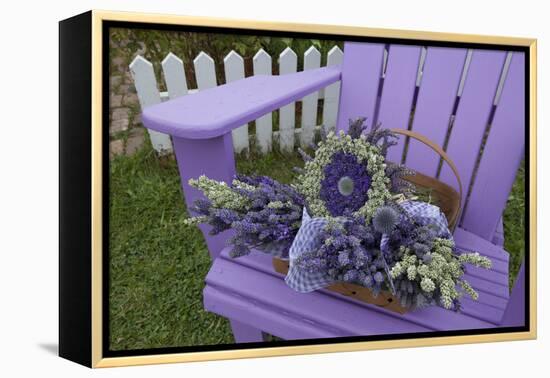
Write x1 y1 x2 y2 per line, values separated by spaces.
185 118 491 311
185 174 304 258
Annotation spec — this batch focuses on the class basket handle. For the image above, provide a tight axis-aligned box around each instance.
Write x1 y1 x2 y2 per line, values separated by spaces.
390 128 463 227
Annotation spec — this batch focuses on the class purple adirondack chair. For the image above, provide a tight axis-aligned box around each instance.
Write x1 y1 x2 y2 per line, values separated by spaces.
141 41 526 342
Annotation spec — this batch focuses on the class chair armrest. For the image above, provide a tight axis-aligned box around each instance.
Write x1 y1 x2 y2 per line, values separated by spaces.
141 65 342 139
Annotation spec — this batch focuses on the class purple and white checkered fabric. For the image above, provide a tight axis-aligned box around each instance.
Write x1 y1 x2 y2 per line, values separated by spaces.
284 201 452 293
285 208 334 292
399 200 451 238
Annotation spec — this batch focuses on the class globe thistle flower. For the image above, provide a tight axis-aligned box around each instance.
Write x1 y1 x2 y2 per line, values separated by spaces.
372 206 399 234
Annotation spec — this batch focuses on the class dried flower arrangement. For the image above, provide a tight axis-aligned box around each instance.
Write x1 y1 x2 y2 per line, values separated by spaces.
185 118 491 312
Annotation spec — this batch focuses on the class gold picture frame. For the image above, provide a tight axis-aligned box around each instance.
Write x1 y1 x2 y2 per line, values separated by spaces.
59 9 537 368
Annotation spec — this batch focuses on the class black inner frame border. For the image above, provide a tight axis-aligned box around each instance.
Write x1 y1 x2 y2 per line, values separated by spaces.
101 19 531 358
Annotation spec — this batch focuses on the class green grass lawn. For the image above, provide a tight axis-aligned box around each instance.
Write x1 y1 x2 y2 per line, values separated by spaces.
503 161 526 288
109 143 525 351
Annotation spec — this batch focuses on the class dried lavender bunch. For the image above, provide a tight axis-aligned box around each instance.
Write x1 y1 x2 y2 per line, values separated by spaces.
186 174 305 258
391 238 491 311
384 211 491 310
185 176 252 236
385 161 416 196
304 118 399 161
387 219 442 309
347 117 369 139
293 216 394 296
349 117 399 158
359 118 417 196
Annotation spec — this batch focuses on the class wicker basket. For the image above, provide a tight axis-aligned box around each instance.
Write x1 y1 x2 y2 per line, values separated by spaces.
272 258 409 314
392 128 463 231
271 129 463 314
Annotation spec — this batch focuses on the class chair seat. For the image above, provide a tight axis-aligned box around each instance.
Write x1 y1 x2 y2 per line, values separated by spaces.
203 227 510 341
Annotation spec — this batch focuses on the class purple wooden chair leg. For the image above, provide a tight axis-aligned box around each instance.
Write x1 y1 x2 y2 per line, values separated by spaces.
172 134 266 342
172 134 236 260
492 216 505 247
501 262 526 327
229 319 265 343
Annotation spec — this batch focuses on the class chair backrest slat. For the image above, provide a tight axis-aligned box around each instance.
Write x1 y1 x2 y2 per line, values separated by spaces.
336 42 385 132
404 47 467 177
460 52 525 239
337 42 524 242
438 50 507 217
377 45 423 164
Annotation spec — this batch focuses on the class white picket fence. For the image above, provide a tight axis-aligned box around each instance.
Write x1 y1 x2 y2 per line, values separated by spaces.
129 46 344 155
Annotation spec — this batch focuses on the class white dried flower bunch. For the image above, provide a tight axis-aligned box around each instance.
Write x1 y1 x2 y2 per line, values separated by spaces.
390 238 492 309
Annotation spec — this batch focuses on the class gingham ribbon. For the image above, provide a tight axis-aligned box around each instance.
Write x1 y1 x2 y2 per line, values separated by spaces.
284 208 334 292
399 200 451 238
285 201 451 293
